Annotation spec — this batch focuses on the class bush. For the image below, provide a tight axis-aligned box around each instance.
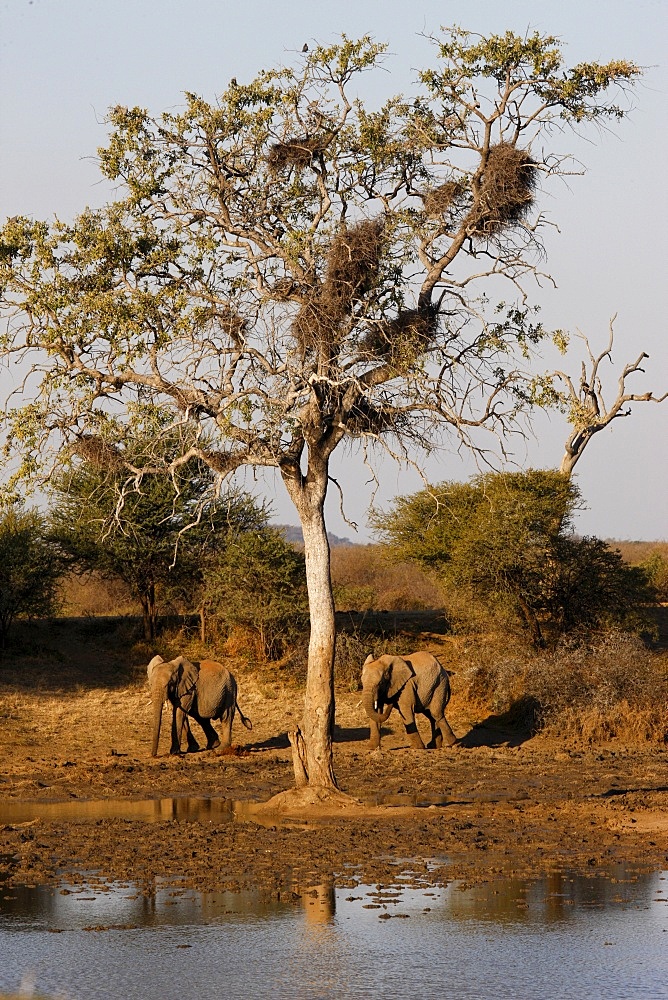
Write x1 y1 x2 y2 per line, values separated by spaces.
374 471 658 647
204 528 309 660
638 552 668 603
0 505 64 648
60 571 135 616
462 630 668 744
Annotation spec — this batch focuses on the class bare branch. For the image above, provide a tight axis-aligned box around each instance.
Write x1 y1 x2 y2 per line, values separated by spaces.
552 318 667 476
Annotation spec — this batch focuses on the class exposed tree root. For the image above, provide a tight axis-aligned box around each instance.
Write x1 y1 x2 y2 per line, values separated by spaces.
250 785 361 817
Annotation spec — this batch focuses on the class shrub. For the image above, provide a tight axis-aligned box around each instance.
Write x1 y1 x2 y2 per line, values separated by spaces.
60 571 134 616
638 552 668 603
204 528 309 660
0 505 64 648
462 630 668 744
374 471 658 647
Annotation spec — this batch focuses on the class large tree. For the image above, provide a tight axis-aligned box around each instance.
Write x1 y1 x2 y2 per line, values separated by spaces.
0 30 640 793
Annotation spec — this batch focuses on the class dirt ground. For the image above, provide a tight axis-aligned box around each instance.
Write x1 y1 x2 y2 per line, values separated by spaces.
1 615 666 897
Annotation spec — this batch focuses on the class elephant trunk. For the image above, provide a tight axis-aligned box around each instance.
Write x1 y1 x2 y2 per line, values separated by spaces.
362 688 393 724
151 688 165 757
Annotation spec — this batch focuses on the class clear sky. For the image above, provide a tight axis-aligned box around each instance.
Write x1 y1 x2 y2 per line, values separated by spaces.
1 0 666 541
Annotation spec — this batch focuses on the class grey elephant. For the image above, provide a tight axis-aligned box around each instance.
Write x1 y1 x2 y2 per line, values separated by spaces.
361 650 457 751
147 654 252 757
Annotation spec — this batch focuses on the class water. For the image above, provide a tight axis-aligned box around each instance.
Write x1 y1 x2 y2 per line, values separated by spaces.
0 796 239 825
1 868 666 1000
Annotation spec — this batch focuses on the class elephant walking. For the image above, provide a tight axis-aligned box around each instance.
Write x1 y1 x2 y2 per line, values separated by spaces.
147 655 252 757
361 650 457 751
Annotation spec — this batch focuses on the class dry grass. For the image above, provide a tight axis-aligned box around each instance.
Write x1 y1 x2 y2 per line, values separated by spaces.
612 540 668 601
608 540 668 563
461 629 668 745
330 544 441 612
59 571 134 617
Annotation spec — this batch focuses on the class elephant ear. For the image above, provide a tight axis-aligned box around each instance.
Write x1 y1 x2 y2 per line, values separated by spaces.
147 655 164 680
169 657 199 712
385 656 414 699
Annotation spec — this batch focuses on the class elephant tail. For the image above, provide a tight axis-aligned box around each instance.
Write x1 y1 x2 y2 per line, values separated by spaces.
236 702 252 731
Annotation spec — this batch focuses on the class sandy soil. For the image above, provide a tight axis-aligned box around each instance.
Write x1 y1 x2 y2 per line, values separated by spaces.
1 617 666 896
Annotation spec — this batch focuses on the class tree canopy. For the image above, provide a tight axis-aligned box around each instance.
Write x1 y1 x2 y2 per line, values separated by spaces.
49 410 266 640
374 470 655 646
0 504 64 648
0 29 641 791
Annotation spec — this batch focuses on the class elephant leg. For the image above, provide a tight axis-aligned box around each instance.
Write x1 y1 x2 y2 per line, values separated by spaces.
219 714 233 748
183 714 200 753
192 713 220 750
170 706 187 755
436 716 457 747
396 691 425 749
427 714 441 750
401 711 425 749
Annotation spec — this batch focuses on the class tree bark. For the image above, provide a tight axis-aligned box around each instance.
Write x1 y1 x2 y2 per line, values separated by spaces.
516 592 546 649
139 594 153 642
282 454 338 790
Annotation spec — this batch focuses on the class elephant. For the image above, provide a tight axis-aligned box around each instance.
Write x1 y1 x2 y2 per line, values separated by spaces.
361 650 457 751
147 654 252 757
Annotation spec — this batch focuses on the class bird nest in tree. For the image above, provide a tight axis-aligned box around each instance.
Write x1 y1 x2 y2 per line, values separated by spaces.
361 307 438 365
468 143 537 237
267 135 327 171
422 179 468 218
74 435 124 471
346 396 396 436
322 219 384 313
292 219 384 354
219 308 247 343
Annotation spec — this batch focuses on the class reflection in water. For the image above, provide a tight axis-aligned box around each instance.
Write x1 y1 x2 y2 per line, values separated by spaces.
0 796 239 825
0 869 666 1000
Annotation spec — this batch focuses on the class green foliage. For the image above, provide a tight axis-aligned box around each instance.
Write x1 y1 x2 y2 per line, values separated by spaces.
203 528 309 659
49 411 266 639
0 29 642 498
374 470 655 646
0 504 64 648
637 551 668 603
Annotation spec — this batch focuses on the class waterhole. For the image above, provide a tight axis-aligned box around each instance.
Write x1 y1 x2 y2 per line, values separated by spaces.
1 867 666 999
0 796 239 825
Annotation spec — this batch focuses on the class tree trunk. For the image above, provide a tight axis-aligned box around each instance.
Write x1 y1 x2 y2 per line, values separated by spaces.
516 592 546 649
282 455 338 791
299 506 338 789
148 580 157 640
139 594 153 642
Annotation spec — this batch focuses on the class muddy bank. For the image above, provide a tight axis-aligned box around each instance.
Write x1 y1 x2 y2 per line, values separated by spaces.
1 739 666 895
1 621 666 895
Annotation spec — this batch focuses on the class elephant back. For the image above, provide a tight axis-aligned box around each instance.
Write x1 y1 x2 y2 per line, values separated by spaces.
196 660 235 719
404 651 450 706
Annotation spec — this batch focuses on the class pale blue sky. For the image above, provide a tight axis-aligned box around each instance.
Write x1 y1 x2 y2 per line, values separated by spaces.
1 0 666 540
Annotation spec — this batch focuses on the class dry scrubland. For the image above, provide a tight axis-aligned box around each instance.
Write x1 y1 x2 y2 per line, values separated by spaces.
51 544 668 746
1 550 667 904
